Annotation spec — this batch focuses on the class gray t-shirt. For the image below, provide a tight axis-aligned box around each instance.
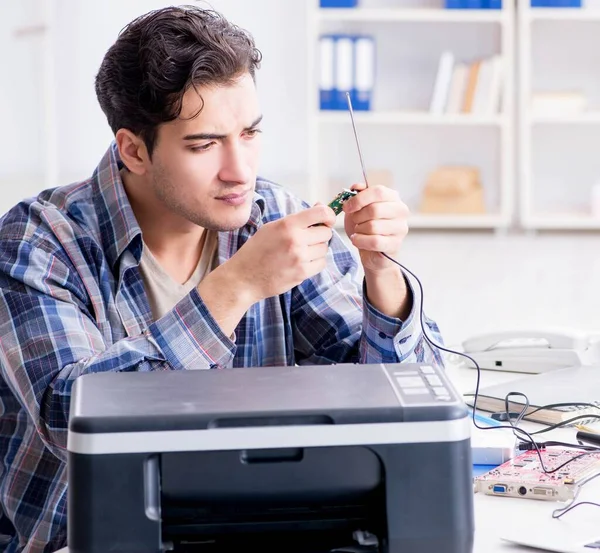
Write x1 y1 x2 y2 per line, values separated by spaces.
139 230 218 321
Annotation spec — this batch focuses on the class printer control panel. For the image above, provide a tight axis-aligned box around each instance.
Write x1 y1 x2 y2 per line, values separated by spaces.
384 364 456 405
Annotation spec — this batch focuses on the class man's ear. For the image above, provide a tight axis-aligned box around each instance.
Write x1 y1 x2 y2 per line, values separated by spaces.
115 129 150 176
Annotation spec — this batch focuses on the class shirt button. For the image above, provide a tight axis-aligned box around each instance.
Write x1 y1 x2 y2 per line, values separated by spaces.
209 364 218 369
379 331 388 339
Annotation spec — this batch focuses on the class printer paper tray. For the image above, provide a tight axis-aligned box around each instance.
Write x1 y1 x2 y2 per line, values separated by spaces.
166 524 378 553
163 503 373 534
160 447 385 551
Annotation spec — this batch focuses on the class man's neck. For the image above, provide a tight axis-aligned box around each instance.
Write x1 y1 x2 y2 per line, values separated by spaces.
121 169 206 283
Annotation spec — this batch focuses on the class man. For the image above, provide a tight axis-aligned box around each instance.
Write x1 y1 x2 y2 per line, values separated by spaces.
0 5 443 552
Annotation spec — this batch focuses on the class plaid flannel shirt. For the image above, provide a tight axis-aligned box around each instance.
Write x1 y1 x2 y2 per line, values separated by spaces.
0 142 443 552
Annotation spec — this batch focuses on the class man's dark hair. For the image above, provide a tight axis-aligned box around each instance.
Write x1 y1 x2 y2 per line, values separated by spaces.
95 5 262 157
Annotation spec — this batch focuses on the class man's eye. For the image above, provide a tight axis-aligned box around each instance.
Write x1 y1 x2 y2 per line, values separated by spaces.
245 128 262 138
190 142 215 152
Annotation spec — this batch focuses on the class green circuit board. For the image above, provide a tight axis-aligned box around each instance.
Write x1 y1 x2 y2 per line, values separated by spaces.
328 189 358 215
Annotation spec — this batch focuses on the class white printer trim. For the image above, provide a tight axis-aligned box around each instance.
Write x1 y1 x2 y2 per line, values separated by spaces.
67 417 471 455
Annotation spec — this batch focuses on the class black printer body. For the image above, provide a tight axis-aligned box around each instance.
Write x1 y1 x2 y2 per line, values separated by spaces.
67 363 474 553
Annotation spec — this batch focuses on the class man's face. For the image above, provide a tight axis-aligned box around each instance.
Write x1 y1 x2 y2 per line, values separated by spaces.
147 73 262 232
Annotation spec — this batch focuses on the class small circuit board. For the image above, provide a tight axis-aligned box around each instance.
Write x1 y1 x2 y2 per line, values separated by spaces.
474 448 600 501
328 189 358 215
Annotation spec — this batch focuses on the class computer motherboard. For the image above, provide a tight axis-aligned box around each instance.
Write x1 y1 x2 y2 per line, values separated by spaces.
474 448 600 501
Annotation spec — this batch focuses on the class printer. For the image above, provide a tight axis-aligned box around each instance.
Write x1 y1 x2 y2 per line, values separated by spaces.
67 363 474 553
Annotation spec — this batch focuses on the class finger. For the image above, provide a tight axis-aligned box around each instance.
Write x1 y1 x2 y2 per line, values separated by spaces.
293 204 336 228
306 256 328 277
343 185 399 214
350 233 403 253
350 202 407 226
305 224 333 246
349 182 367 193
353 218 408 237
304 242 330 263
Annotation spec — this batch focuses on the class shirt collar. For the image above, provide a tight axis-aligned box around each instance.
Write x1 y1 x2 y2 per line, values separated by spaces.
91 141 266 271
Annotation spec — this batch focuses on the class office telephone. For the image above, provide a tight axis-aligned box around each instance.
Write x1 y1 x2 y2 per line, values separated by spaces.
460 329 600 374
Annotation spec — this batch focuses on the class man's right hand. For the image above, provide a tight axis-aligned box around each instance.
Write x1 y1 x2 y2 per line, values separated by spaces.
196 205 336 338
229 204 336 303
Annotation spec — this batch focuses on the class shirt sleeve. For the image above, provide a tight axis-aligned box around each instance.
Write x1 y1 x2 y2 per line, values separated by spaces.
0 238 233 461
291 231 444 368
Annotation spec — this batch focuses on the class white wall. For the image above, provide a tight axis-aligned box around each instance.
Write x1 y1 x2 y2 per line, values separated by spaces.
0 1 46 185
0 0 310 215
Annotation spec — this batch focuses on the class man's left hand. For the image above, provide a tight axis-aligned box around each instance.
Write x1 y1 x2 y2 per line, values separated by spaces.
342 183 409 273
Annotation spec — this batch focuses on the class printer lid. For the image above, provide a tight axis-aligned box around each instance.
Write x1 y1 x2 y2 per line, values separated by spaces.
69 363 466 435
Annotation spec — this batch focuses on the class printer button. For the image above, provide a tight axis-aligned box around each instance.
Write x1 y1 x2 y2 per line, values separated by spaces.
402 387 430 396
433 388 451 400
426 375 443 387
396 376 425 388
420 365 435 374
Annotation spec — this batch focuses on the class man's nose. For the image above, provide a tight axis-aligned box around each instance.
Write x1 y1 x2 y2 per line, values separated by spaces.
219 143 252 185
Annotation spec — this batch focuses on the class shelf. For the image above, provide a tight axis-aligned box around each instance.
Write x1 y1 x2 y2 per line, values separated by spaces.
524 214 600 230
408 213 505 229
318 111 506 127
317 8 507 23
310 1 515 233
530 112 600 125
525 8 600 21
332 212 505 230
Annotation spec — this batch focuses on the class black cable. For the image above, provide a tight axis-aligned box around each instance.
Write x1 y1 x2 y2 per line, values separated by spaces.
529 414 600 436
459 399 600 427
538 451 591 474
380 252 600 474
548 442 600 452
526 414 600 438
506 392 529 429
552 501 600 520
552 470 600 519
458 398 600 435
503 392 530 444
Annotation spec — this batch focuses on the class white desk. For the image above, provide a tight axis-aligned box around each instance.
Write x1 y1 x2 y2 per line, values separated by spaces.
448 364 600 553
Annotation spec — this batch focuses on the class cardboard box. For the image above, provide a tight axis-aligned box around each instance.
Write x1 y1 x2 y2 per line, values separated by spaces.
419 166 486 214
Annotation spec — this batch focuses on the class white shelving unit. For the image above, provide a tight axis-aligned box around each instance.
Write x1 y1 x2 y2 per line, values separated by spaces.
317 6 508 22
524 6 600 21
0 0 57 216
318 110 507 126
518 2 600 230
306 0 516 231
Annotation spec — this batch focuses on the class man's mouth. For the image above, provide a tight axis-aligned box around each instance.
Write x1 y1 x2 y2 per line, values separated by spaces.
215 189 250 207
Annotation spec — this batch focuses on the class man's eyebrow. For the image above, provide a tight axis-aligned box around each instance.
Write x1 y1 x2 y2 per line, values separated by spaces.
183 115 263 141
183 131 227 141
245 115 263 130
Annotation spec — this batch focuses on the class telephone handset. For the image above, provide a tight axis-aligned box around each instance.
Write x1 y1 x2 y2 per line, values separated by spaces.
461 329 600 374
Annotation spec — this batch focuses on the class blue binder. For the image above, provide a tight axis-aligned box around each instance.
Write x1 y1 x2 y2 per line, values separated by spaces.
318 33 376 111
446 0 503 8
531 0 581 6
352 35 375 111
319 35 336 110
445 0 488 8
320 0 358 7
333 34 354 110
